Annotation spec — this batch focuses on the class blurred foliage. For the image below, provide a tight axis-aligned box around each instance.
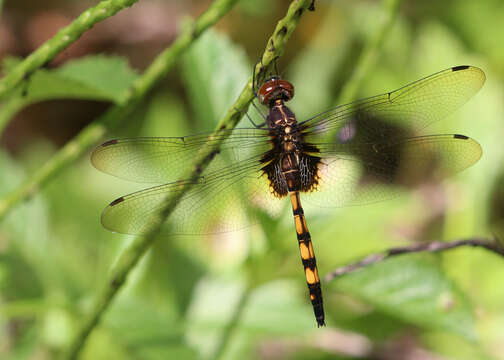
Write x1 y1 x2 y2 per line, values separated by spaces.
0 56 138 132
1 0 504 359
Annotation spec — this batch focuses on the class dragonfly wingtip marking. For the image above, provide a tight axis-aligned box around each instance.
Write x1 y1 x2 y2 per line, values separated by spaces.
102 139 119 147
453 134 469 140
452 65 470 72
110 197 125 206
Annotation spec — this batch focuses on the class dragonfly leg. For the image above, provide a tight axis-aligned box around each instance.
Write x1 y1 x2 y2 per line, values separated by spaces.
252 57 265 98
251 101 267 122
234 106 266 128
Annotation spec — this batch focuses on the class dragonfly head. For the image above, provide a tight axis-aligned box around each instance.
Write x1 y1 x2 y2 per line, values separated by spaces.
258 76 294 106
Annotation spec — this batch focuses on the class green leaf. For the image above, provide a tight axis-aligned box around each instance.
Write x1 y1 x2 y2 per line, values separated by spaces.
24 55 137 104
0 55 138 132
329 254 476 340
1 56 22 74
181 28 251 130
55 56 138 104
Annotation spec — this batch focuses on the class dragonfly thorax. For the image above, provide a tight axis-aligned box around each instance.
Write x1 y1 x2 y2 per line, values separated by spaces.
266 101 298 130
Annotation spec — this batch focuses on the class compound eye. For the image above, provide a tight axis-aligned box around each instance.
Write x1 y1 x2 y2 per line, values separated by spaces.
258 79 277 105
278 80 294 101
258 79 295 105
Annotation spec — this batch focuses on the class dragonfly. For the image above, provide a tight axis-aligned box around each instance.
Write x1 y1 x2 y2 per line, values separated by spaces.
91 65 485 327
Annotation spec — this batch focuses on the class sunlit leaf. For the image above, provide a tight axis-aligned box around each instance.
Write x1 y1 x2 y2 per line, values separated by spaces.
329 254 475 339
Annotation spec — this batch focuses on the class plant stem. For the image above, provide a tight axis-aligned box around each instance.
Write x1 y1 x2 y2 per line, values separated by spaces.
211 285 253 360
0 0 138 100
337 0 402 105
325 238 504 282
61 1 315 359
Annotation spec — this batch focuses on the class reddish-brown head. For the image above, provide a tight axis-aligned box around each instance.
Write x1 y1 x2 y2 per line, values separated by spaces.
258 77 294 107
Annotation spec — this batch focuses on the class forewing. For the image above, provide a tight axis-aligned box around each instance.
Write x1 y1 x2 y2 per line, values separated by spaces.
100 157 285 235
301 66 485 142
303 134 482 207
91 128 271 183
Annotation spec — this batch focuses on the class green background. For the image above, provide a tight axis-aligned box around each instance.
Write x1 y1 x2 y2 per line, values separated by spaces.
1 0 504 359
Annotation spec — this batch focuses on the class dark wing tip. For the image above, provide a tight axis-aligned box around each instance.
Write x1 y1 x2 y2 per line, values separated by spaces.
452 65 470 72
453 134 469 140
91 139 119 170
102 139 119 147
109 197 125 206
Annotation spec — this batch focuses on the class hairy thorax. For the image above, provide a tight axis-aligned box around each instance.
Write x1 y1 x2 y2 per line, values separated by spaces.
260 100 321 197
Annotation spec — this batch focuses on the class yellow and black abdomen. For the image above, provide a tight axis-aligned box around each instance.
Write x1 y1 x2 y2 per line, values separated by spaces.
290 190 325 326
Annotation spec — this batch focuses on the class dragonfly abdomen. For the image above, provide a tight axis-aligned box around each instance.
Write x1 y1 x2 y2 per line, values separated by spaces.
290 191 325 327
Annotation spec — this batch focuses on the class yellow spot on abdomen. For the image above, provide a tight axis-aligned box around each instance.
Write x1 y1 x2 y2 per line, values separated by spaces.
290 192 299 211
299 242 310 260
295 215 304 235
305 267 316 284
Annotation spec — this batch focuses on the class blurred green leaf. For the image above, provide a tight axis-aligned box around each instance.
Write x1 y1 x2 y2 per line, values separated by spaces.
186 278 317 359
181 28 250 130
237 0 274 16
1 56 22 75
138 239 206 317
422 330 493 360
330 254 475 340
54 56 138 103
139 93 190 137
0 55 138 131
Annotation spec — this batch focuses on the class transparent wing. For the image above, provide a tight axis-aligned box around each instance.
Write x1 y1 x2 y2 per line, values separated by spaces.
95 66 485 233
91 128 271 183
303 134 482 207
100 156 285 235
300 66 485 142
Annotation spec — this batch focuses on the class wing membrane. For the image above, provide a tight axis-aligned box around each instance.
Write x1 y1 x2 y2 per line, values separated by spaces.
91 128 271 183
303 134 482 207
101 157 284 235
96 66 485 234
301 66 485 141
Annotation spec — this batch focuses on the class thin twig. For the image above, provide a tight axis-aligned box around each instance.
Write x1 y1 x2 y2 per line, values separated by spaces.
0 0 138 100
337 0 402 105
325 238 504 282
61 1 315 359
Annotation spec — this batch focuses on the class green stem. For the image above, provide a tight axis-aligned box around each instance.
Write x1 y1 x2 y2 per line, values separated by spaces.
61 1 315 359
337 0 402 105
211 285 253 360
62 234 156 360
0 0 138 100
